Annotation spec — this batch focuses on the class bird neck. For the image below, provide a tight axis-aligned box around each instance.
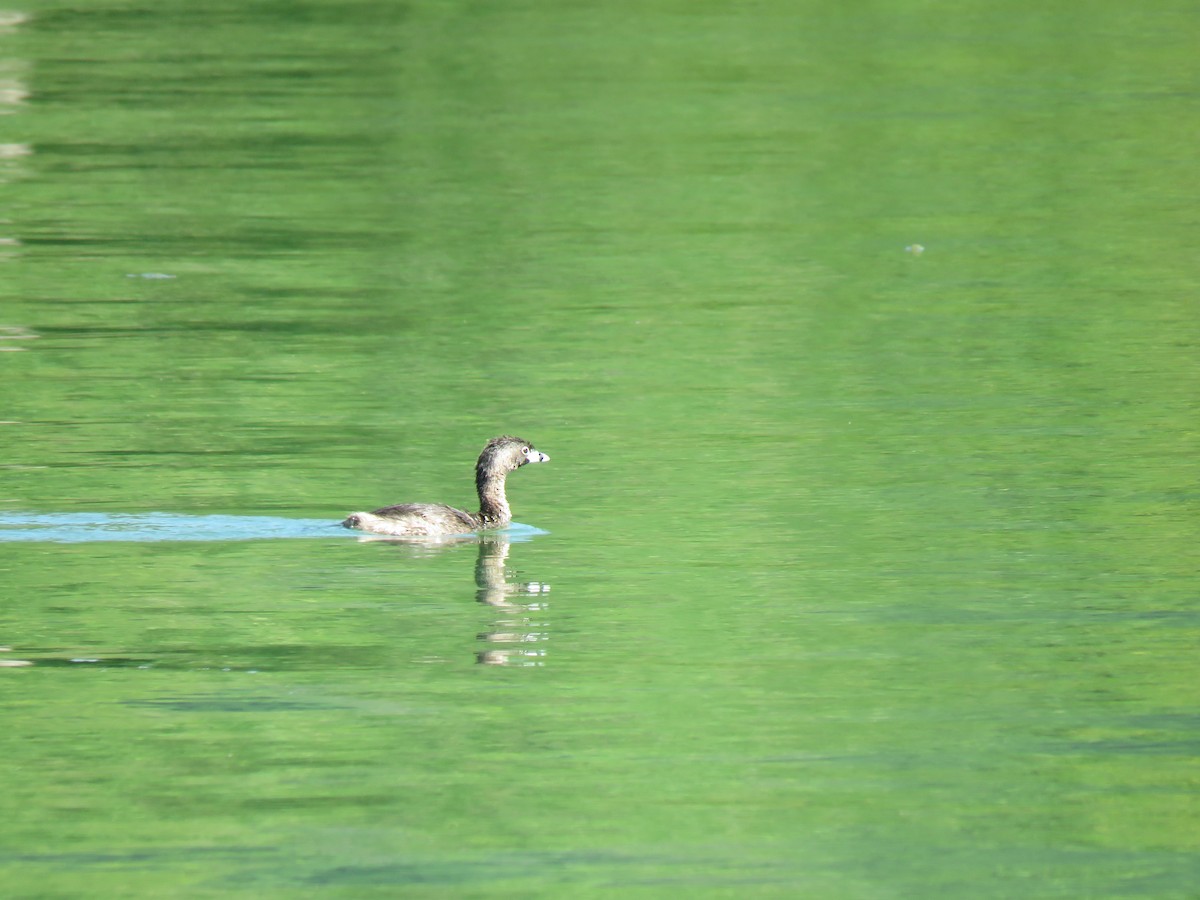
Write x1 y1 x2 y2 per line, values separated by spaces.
476 470 511 527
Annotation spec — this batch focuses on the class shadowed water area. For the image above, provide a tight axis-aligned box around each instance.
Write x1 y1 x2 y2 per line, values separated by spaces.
1 1 1198 896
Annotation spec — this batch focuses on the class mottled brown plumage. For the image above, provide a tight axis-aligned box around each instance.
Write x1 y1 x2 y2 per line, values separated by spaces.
342 435 549 537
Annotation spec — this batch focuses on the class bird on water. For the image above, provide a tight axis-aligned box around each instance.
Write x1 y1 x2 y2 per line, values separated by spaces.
342 435 549 537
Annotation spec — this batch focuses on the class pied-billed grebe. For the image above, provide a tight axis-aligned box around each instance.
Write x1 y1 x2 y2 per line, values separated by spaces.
342 435 549 537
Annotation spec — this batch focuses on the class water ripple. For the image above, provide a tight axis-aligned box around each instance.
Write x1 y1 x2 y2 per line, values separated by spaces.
0 512 347 542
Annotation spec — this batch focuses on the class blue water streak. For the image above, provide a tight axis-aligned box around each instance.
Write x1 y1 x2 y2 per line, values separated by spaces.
0 512 549 544
0 512 346 543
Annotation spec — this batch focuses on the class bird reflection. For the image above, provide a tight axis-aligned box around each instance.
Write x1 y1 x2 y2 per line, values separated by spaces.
473 537 550 666
353 531 550 666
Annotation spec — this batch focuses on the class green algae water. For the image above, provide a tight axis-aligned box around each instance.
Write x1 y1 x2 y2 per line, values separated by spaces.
1 1 1198 896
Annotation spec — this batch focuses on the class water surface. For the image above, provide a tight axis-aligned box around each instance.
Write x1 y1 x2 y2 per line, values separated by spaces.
1 1 1197 896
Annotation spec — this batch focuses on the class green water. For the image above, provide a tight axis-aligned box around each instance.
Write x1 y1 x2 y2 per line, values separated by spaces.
2 1 1198 896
